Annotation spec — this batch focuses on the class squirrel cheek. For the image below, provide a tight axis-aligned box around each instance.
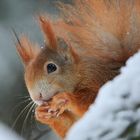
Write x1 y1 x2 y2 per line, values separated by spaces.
26 80 61 105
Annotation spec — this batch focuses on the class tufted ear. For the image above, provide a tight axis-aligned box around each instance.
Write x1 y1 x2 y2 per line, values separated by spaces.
39 16 57 50
58 38 79 63
15 35 40 66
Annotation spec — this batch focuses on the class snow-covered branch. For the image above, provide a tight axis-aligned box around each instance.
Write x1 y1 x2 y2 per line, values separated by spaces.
66 52 140 140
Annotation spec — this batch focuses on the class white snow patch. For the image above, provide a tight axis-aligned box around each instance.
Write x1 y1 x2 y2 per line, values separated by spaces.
0 123 24 140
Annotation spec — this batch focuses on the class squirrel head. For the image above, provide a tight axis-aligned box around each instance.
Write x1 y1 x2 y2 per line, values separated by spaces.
16 16 80 105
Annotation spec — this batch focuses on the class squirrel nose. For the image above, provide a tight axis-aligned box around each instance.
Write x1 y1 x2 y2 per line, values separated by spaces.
33 93 44 105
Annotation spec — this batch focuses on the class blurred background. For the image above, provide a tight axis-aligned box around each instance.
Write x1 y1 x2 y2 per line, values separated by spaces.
0 0 71 139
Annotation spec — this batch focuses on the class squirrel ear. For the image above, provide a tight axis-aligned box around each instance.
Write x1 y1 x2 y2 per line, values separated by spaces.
16 36 40 66
39 16 57 50
58 38 79 63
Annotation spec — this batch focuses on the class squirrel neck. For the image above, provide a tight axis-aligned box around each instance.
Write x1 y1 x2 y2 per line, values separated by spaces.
74 56 123 94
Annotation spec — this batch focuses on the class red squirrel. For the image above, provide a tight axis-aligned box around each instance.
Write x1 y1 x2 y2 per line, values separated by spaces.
16 0 140 138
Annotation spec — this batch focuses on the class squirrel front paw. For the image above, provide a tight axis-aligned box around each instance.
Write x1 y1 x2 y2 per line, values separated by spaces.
49 93 69 117
35 103 57 124
35 93 70 124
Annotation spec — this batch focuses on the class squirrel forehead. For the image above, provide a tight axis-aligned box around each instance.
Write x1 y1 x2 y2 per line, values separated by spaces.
33 47 66 68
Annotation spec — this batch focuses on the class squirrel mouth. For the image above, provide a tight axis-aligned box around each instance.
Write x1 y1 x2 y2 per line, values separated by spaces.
46 91 59 101
37 91 59 105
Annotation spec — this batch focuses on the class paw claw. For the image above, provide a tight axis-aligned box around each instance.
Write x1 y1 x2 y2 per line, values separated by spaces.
48 109 53 113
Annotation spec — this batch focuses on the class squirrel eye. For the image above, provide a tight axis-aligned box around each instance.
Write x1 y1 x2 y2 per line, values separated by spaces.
47 63 57 74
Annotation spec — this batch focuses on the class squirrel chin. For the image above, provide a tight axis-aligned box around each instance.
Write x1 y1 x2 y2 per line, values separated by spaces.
34 100 44 106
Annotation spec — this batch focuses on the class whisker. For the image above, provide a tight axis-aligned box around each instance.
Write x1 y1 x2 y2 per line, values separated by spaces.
11 28 22 47
6 95 30 103
12 101 33 129
28 103 36 140
12 98 31 114
15 95 30 99
21 102 35 136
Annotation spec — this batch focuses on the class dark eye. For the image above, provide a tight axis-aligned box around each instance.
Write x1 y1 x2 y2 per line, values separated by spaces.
47 63 57 74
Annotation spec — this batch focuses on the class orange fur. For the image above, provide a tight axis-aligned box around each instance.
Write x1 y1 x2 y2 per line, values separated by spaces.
16 0 140 139
39 16 58 49
16 36 40 65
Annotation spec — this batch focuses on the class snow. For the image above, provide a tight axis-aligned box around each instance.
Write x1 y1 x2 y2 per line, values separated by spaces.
66 51 140 140
0 123 24 140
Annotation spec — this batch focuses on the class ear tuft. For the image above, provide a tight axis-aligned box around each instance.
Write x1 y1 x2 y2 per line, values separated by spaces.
16 36 40 66
58 38 79 63
39 16 57 50
68 42 80 64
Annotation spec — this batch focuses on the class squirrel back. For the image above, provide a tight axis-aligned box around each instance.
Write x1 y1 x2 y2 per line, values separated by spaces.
54 0 140 61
